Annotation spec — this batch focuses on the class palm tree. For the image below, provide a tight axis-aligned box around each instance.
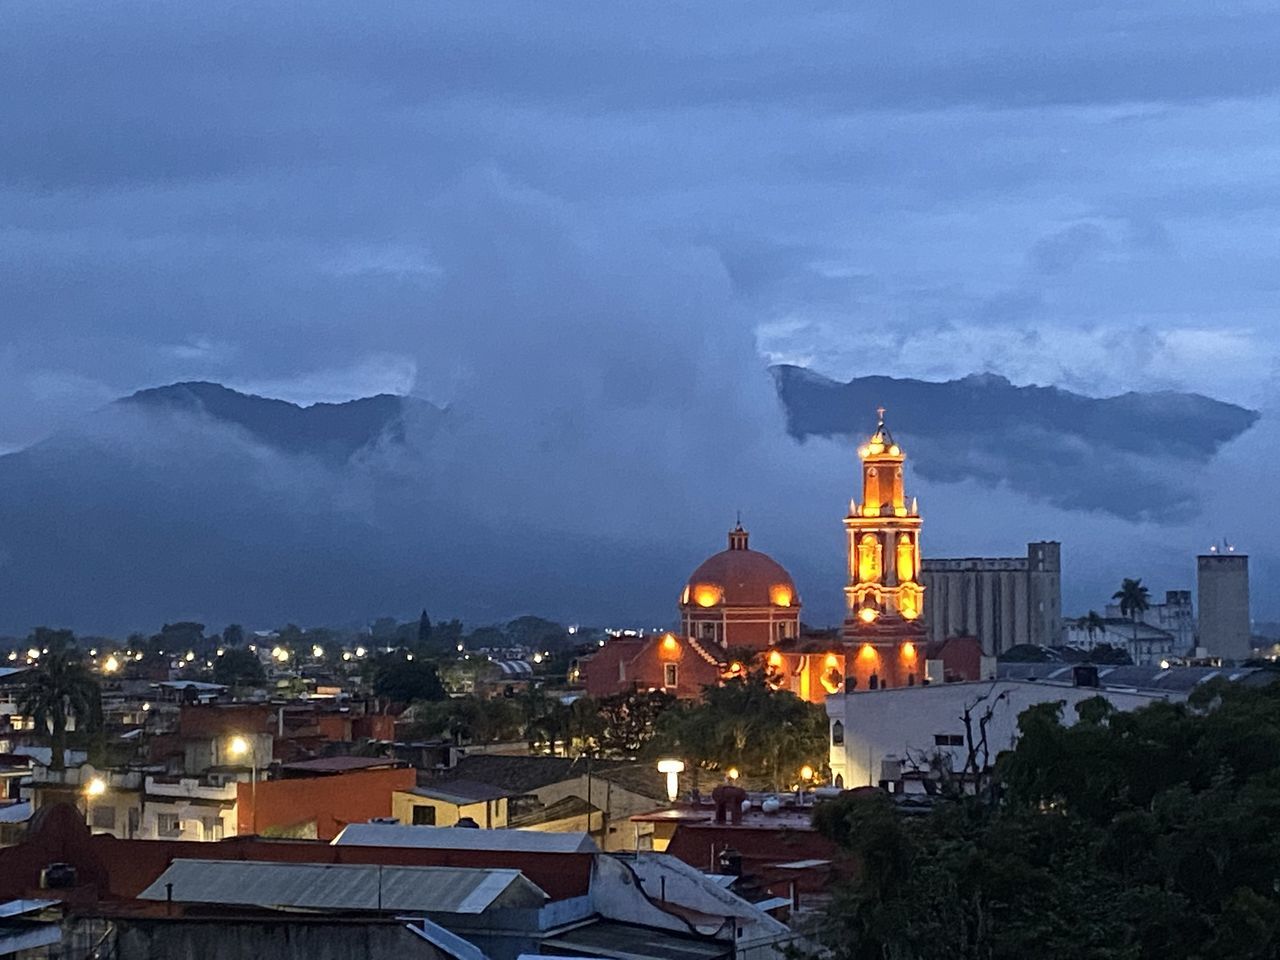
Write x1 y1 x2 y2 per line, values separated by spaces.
1112 579 1152 662
18 629 102 771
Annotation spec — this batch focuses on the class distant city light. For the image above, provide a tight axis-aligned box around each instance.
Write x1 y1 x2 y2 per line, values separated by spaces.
312 645 324 658
27 648 39 660
184 651 195 662
355 646 367 658
103 655 120 674
533 653 543 664
85 777 106 798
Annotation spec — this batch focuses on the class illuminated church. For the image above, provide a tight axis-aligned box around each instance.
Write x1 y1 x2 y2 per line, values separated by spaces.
581 410 971 703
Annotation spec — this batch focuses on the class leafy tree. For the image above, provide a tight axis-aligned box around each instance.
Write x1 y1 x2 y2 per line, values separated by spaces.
221 623 245 648
807 679 1280 960
506 615 569 652
371 657 446 704
433 619 464 650
595 690 672 755
212 647 266 688
417 609 433 647
648 671 826 789
408 696 522 744
18 628 102 771
155 621 206 654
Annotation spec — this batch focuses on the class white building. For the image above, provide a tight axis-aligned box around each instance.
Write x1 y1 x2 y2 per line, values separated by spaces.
825 676 1178 790
140 774 244 841
1062 617 1176 666
1104 589 1195 654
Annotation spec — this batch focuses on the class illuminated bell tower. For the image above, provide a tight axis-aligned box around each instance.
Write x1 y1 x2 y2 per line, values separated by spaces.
841 409 925 689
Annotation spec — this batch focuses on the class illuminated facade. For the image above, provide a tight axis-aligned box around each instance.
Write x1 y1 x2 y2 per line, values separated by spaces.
839 410 926 690
679 523 800 650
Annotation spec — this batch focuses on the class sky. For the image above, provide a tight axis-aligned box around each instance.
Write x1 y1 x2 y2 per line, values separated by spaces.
1 1 1278 627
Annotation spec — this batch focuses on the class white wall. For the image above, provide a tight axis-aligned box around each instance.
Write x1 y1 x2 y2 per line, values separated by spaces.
826 680 1178 789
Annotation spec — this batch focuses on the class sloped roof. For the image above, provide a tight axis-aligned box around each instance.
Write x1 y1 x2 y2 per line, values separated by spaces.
432 754 669 802
331 822 599 854
138 858 547 914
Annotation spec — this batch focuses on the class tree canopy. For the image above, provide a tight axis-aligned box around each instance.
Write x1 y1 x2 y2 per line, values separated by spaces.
18 628 102 771
808 679 1280 960
650 671 826 789
371 657 446 704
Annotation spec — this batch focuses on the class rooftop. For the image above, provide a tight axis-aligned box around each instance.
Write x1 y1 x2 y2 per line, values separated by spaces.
280 756 405 775
332 822 600 854
138 858 548 915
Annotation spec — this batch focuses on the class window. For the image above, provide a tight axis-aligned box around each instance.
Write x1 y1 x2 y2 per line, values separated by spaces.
663 663 678 688
156 813 180 837
91 806 116 830
203 817 223 841
412 805 437 826
934 734 965 747
831 721 844 746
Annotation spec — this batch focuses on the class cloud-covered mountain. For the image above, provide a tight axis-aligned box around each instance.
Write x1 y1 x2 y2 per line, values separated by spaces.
773 365 1260 522
121 382 443 464
0 371 1265 636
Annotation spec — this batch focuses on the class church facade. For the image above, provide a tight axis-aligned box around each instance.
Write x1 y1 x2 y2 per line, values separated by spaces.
580 411 983 703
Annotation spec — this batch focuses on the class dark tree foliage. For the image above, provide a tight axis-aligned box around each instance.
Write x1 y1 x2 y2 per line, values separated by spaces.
221 623 245 647
18 628 102 771
807 681 1280 960
212 647 266 688
372 657 446 704
649 670 827 789
417 609 432 647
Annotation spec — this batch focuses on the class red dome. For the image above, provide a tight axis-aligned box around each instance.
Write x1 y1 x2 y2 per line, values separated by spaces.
683 526 799 609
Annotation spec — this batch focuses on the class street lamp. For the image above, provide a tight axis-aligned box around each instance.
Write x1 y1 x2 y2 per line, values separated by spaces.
228 735 258 835
85 776 106 798
656 759 685 803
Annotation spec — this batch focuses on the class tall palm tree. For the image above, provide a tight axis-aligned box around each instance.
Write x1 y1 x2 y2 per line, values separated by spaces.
18 629 102 771
1112 579 1152 662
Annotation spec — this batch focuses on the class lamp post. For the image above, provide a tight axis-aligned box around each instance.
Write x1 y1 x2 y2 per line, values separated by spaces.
657 759 685 803
228 735 258 835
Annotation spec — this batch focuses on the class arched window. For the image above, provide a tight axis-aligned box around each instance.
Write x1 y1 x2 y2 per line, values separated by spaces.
831 720 844 746
834 773 844 788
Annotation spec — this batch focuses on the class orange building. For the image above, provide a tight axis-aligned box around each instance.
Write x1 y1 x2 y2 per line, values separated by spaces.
679 523 800 650
580 632 724 700
836 410 927 691
236 761 414 840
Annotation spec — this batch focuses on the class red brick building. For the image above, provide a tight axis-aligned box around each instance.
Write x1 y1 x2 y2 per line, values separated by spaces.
580 632 724 700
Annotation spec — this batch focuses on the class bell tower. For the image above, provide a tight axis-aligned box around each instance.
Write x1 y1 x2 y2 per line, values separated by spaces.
841 409 926 689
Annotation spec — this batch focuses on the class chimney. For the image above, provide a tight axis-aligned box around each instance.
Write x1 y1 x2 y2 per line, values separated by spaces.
1072 665 1099 688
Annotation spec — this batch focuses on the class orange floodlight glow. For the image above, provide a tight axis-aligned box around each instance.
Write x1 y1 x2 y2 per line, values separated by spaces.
858 643 877 661
768 650 783 668
858 607 878 623
693 586 721 607
901 642 916 659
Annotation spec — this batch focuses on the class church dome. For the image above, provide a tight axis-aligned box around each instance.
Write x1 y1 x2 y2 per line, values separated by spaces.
682 525 800 609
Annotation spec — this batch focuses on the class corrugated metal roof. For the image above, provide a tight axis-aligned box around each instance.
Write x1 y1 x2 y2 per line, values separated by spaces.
410 779 515 804
137 859 547 914
332 822 598 854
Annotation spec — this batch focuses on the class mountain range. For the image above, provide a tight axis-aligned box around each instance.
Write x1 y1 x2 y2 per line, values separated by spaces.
0 373 1261 634
772 365 1259 521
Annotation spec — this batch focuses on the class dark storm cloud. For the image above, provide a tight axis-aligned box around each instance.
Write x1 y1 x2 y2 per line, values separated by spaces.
1 0 1279 625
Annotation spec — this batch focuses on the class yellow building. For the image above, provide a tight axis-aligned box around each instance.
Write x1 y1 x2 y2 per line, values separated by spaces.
391 782 511 828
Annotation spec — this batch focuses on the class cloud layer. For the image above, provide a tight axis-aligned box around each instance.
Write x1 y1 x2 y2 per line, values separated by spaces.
1 1 1278 628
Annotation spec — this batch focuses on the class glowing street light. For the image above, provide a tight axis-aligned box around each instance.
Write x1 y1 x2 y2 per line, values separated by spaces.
103 655 121 674
84 776 106 798
228 735 259 834
657 759 685 802
800 764 814 782
726 767 740 781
